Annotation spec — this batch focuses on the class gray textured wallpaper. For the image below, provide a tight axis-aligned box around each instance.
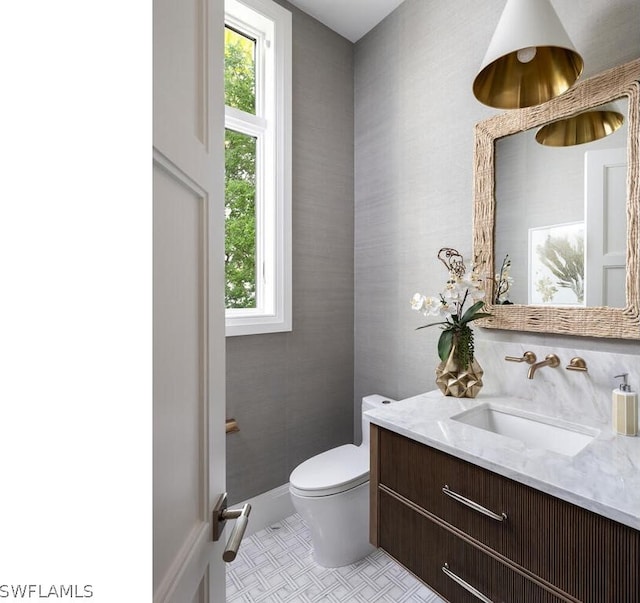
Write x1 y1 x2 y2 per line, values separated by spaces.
228 0 640 501
226 1 354 504
353 0 640 440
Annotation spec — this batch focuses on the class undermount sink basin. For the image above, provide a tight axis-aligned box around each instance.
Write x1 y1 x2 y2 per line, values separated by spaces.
451 404 599 456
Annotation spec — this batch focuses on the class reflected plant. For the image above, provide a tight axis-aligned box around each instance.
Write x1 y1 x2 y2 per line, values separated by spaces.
494 254 513 304
537 235 584 303
535 276 559 303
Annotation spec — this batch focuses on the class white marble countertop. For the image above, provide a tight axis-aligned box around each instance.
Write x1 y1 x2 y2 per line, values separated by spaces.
366 390 640 531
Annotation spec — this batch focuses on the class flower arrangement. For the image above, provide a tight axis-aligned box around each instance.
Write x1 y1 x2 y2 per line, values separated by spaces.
494 254 514 304
411 248 490 370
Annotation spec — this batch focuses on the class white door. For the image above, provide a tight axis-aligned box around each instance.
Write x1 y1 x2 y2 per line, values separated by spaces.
585 147 627 307
153 0 227 601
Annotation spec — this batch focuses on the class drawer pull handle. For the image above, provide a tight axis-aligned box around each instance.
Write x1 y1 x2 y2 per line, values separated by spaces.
442 563 494 603
442 485 507 522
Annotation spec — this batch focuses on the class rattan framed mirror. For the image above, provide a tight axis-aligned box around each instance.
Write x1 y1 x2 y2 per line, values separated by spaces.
473 58 640 339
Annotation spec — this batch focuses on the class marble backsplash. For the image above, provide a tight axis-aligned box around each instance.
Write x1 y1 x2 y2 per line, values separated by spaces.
475 339 640 430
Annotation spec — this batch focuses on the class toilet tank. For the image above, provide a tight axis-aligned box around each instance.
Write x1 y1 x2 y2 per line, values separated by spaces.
361 394 396 446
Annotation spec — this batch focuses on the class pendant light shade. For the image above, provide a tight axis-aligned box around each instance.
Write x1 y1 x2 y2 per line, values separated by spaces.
473 0 584 109
535 103 625 146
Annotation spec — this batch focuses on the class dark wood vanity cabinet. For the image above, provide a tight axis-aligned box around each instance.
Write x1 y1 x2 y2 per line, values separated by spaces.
370 425 640 603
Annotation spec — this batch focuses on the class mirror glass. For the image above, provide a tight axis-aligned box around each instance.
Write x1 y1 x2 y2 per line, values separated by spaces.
472 58 640 340
494 98 628 308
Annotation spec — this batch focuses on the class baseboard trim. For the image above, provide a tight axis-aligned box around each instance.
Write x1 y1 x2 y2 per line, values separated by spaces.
238 483 295 536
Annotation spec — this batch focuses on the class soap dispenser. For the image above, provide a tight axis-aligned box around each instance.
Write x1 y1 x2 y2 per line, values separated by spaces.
612 374 638 436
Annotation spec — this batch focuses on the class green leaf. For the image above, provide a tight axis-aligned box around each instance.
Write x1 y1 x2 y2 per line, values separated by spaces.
459 300 487 324
438 329 454 362
416 321 448 330
465 312 492 323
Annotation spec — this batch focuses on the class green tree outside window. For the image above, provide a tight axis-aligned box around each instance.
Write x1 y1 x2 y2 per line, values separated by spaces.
224 28 257 308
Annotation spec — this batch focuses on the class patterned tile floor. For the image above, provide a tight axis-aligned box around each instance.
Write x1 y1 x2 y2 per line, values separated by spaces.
226 514 446 602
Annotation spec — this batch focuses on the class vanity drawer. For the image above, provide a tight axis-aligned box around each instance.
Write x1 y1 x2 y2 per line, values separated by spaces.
378 427 508 551
375 426 640 602
379 489 571 603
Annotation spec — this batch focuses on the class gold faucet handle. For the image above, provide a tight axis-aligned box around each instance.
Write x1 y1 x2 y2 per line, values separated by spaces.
566 357 588 372
505 351 537 364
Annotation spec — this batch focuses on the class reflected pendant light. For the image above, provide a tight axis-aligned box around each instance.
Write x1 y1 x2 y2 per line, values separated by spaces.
473 0 584 109
535 103 625 146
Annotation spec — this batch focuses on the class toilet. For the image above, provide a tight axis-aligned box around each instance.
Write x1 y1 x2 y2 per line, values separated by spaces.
289 394 396 567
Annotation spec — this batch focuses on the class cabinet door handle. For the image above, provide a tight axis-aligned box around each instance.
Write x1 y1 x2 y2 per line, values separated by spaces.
442 485 507 522
442 563 494 603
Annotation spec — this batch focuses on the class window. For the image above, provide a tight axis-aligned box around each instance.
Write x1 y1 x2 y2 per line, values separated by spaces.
224 0 291 336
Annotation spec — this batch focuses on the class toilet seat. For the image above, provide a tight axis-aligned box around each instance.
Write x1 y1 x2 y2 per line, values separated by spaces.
289 444 369 497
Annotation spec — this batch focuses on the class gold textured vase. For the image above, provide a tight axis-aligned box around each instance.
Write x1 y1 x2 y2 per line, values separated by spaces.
435 344 483 398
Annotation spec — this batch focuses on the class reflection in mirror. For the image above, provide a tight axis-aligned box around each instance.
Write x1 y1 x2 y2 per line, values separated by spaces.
472 58 640 339
535 102 624 146
494 98 628 308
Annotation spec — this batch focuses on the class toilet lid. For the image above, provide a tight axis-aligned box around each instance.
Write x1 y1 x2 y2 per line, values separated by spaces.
289 444 369 497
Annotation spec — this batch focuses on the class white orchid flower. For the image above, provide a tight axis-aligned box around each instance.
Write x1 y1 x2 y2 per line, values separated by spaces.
422 296 443 317
411 293 445 317
410 293 427 311
442 280 465 303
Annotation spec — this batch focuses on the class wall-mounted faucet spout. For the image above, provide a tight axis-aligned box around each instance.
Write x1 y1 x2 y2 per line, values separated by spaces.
527 354 560 379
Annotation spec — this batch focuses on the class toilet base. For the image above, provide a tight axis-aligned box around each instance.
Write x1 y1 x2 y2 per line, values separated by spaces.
290 481 374 568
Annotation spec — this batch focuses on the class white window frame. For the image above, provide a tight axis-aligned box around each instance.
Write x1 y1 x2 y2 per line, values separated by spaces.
224 0 292 336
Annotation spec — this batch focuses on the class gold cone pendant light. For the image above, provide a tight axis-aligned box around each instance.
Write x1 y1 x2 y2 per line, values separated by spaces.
473 0 584 109
535 104 625 146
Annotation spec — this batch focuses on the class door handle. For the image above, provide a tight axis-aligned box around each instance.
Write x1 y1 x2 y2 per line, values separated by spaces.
212 493 252 562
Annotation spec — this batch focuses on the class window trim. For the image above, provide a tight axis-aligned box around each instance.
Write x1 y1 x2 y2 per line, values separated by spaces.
224 0 292 337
